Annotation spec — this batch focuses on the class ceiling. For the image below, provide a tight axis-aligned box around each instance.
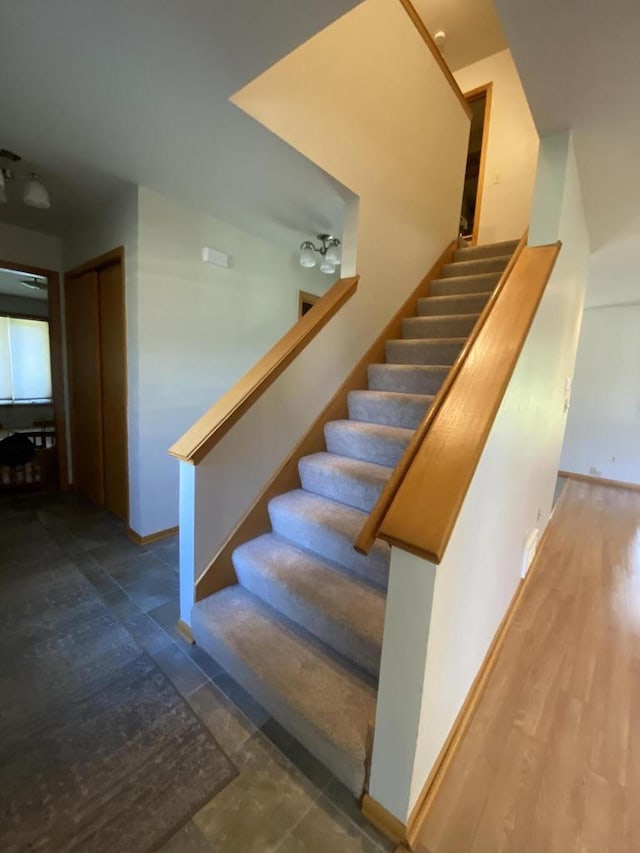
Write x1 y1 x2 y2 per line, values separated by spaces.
415 0 508 71
0 0 360 247
0 268 48 301
494 0 640 296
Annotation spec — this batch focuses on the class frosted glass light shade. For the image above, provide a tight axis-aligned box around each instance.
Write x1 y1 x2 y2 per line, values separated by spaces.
299 243 317 268
325 243 341 266
23 175 51 209
319 257 337 274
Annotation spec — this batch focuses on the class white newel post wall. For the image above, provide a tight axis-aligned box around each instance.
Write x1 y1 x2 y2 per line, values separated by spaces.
178 461 197 624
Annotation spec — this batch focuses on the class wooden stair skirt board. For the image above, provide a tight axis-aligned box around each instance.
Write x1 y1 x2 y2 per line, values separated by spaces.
127 525 179 546
188 237 522 803
558 469 640 492
370 484 571 850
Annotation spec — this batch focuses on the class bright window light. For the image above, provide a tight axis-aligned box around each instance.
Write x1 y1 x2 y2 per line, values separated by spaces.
0 316 52 404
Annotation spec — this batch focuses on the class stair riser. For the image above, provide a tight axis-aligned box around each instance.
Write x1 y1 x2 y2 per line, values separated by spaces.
417 292 491 316
325 422 410 468
430 274 500 297
385 339 463 365
348 391 430 430
232 550 382 677
441 256 509 278
367 364 448 395
402 315 478 339
454 240 519 262
269 500 390 589
298 460 387 513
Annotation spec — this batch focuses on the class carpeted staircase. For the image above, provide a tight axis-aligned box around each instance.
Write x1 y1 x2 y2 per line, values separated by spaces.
192 239 519 796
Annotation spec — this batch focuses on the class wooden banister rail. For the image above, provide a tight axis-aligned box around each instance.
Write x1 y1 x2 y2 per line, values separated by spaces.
398 0 472 120
169 275 359 464
356 237 561 563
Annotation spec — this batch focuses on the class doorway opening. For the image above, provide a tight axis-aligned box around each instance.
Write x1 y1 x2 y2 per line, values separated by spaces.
460 82 492 245
0 260 67 492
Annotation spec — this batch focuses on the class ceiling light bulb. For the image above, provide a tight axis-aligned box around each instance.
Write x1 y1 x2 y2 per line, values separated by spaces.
299 242 317 268
23 173 51 209
325 242 341 266
319 257 337 274
433 30 446 50
0 171 6 204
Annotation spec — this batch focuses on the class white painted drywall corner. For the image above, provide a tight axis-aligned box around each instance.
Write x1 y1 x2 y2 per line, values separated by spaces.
369 132 589 822
137 186 341 537
63 186 140 517
454 49 539 244
559 303 640 485
0 221 63 270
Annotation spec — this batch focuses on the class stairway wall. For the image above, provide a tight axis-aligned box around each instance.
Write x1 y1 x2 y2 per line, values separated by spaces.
454 49 539 245
180 0 471 622
369 133 590 822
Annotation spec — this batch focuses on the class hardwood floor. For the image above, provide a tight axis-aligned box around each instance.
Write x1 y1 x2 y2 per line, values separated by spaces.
415 479 640 853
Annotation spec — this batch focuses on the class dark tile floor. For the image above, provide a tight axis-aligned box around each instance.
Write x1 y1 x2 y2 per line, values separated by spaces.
0 491 394 853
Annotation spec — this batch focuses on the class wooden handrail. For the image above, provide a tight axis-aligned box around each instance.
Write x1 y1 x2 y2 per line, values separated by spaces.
169 275 359 464
355 231 529 555
359 240 561 564
398 0 473 121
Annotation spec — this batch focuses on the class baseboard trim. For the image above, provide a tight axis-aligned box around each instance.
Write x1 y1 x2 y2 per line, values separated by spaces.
127 525 179 546
176 619 195 645
558 470 640 492
361 794 408 845
404 497 565 849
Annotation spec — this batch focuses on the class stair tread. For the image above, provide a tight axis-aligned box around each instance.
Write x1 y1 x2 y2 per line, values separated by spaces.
299 451 392 512
191 585 376 794
327 418 414 439
348 389 433 430
420 291 493 302
269 489 390 589
233 532 384 674
454 239 519 262
387 336 467 345
404 312 480 323
300 452 393 486
431 272 501 287
442 254 510 276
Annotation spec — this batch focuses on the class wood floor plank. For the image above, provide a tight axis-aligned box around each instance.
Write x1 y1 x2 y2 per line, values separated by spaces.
416 480 640 853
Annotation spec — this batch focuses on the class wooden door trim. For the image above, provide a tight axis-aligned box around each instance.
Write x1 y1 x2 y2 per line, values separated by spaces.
66 246 124 278
0 257 68 490
464 82 493 247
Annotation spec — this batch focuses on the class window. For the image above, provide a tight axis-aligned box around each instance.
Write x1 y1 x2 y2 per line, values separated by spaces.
0 316 52 404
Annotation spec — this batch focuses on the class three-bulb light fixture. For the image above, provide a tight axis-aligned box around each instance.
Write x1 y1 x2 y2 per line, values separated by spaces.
299 234 341 275
0 149 51 209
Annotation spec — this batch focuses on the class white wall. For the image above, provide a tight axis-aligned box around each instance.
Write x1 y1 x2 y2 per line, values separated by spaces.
559 304 640 485
137 186 336 536
455 49 539 244
0 221 62 271
369 132 590 821
180 0 470 621
63 187 139 512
